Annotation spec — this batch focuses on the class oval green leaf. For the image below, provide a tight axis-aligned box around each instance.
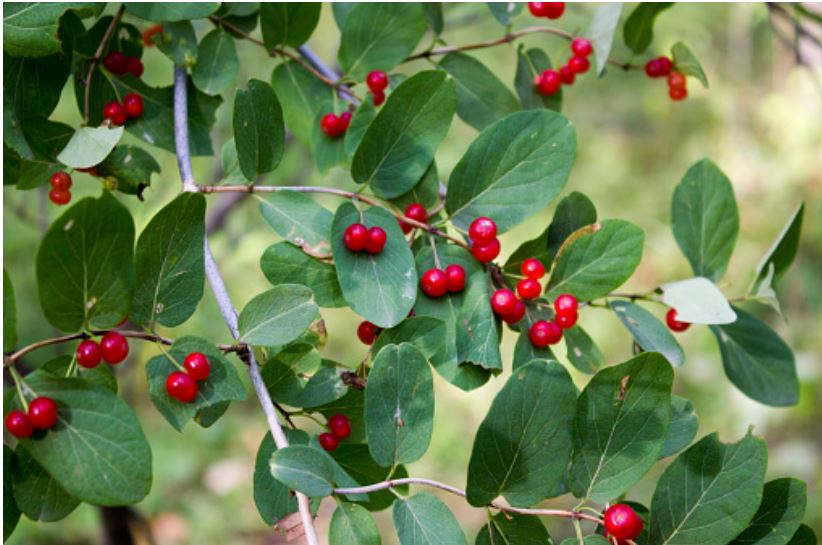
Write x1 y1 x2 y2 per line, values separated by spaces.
233 78 285 181
238 285 319 346
393 493 467 545
56 125 123 169
260 3 321 48
610 300 685 366
192 29 238 94
269 444 335 497
329 503 381 545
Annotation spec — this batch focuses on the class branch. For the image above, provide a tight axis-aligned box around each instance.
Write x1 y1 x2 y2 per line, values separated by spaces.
172 66 320 545
83 5 125 124
333 478 603 525
297 45 362 105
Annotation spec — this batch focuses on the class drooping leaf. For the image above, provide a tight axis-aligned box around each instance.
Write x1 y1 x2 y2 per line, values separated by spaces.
610 300 685 367
258 191 333 257
563 325 605 374
56 125 123 169
271 60 334 145
422 3 444 35
269 444 336 497
514 46 562 112
585 3 623 75
476 513 552 545
393 494 467 545
253 429 311 524
750 203 804 295
3 2 100 57
623 3 674 54
96 145 161 196
3 268 16 352
238 285 319 346
4 51 71 124
661 277 737 324
233 78 285 181
659 395 698 459
671 41 709 88
192 29 238 94
329 503 381 545
124 3 220 22
260 3 321 48
10 447 80 522
729 478 807 545
261 243 344 308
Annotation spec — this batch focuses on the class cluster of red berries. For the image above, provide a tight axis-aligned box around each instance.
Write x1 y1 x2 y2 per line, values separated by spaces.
420 264 466 298
486 258 545 325
529 293 578 347
527 2 565 19
75 331 130 368
603 504 644 543
103 93 144 126
468 217 501 264
366 70 389 107
399 203 427 234
320 111 352 138
103 51 144 78
535 37 592 96
165 352 211 403
318 413 352 451
343 223 387 254
644 56 688 101
5 397 59 438
665 308 690 332
48 171 73 206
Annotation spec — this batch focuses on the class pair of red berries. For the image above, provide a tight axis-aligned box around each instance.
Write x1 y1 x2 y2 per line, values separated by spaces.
399 203 427 234
528 294 579 347
320 111 352 138
366 70 389 107
645 56 688 101
103 93 144 126
48 171 73 206
165 352 211 403
318 413 352 451
534 38 592 96
421 264 466 298
343 223 387 254
490 288 527 325
603 503 644 543
103 51 144 78
517 257 547 301
5 397 59 438
527 2 565 19
75 332 130 368
357 320 381 345
468 217 501 263
665 308 690 332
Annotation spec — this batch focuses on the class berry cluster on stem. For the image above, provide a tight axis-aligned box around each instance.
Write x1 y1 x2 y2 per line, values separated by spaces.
535 37 593 96
527 2 565 20
319 413 352 451
165 352 211 403
366 70 389 106
344 223 387 254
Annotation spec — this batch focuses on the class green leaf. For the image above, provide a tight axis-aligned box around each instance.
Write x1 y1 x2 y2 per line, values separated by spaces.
3 269 16 351
259 191 333 256
750 203 804 295
146 336 246 430
344 98 378 158
331 444 409 511
457 271 502 371
96 145 160 196
569 353 673 502
514 46 562 112
4 51 71 123
317 390 366 443
486 2 523 26
154 21 197 66
36 193 135 331
40 355 117 393
331 203 417 328
330 503 381 545
261 243 344 308
610 300 686 367
365 343 434 467
219 138 246 184
372 316 447 365
546 219 644 300
3 2 100 57
351 71 456 199
671 41 709 88
585 3 623 75
238 285 319 346
131 193 205 327
271 60 334 145
563 325 605 374
661 277 737 324
466 360 576 507
446 110 576 233
6 120 74 188
264 358 346 409
269 444 335 497
513 340 554 372
253 429 311 524
338 3 428 80
422 3 444 35
659 395 698 459
476 513 552 545
623 3 674 54
260 3 321 48
393 494 467 545
710 306 799 407
10 446 80 522
56 125 123 169
192 29 238 94
15 372 152 506
671 159 738 280
439 52 519 131
233 78 285 181
4 447 20 540
729 478 807 545
787 526 817 545
391 161 441 212
124 3 219 22
649 432 767 545
332 3 355 30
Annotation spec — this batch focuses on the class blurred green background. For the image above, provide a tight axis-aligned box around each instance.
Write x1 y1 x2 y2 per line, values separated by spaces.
4 3 821 543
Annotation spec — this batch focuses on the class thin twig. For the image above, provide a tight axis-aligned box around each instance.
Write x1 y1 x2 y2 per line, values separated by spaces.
297 45 361 104
83 5 125 124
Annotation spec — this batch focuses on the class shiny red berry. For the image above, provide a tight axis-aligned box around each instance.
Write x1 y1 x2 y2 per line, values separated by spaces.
445 264 466 293
536 69 561 96
555 310 578 329
468 217 497 244
657 56 673 76
27 397 58 430
521 258 545 279
5 410 33 438
318 432 339 451
100 331 129 364
49 189 71 206
365 226 387 254
357 321 379 345
123 93 144 118
50 171 72 191
529 320 563 347
569 55 590 74
401 203 427 233
184 352 211 381
559 64 575 85
666 308 690 332
490 289 517 316
544 2 565 19
571 38 593 57
668 72 687 89
76 339 102 368
126 56 144 77
103 51 127 75
471 239 501 264
528 2 549 17
328 414 352 440
344 223 368 252
669 87 688 101
372 90 385 106
603 504 644 542
503 299 526 325
645 58 662 78
366 70 389 92
554 293 578 314
102 101 127 125
166 371 198 403
338 111 352 132
421 268 448 298
517 279 542 300
321 113 340 137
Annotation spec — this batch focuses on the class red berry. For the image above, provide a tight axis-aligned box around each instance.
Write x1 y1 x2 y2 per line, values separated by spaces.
603 504 644 542
503 299 526 325
521 258 546 279
49 189 71 206
529 320 563 347
50 171 72 191
555 310 578 329
665 308 690 332
657 56 673 76
27 397 58 430
554 293 578 314
166 371 198 403
126 56 144 77
100 331 129 364
372 91 385 107
365 226 387 254
404 203 427 227
669 87 688 101
536 69 561 96
328 414 352 440
318 432 339 451
445 264 466 293
76 339 102 368
468 217 497 244
321 113 341 137
366 70 389 93
338 111 352 132
103 51 127 75
559 64 576 85
645 58 662 78
184 352 211 381
344 223 368 252
490 289 517 316
528 2 549 17
569 55 590 74
517 279 542 300
123 93 144 118
357 321 379 345
571 38 593 57
544 2 565 19
421 268 448 298
103 101 127 125
668 72 687 90
471 239 501 264
5 410 33 438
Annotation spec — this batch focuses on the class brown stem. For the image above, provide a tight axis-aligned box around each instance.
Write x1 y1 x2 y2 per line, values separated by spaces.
84 5 125 124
